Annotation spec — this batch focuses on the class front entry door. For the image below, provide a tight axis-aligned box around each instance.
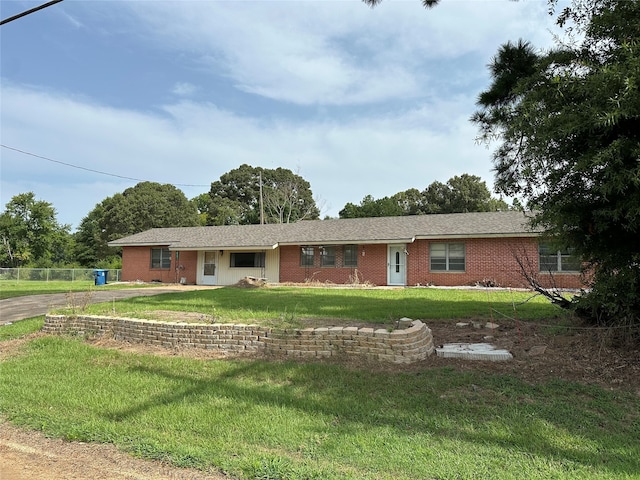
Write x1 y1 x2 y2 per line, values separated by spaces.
388 244 406 286
201 251 217 285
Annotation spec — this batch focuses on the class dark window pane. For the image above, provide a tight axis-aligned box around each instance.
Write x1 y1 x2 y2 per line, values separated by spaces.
301 247 314 267
321 246 336 267
230 252 266 268
344 245 358 267
151 248 171 269
430 258 447 271
539 255 559 271
560 254 581 272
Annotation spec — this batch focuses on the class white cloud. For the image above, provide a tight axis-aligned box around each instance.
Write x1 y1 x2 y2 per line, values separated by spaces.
2 83 496 226
117 1 561 106
172 82 198 97
62 12 83 29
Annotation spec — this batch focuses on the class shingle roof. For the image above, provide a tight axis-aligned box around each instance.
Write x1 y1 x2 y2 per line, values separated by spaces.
108 211 539 250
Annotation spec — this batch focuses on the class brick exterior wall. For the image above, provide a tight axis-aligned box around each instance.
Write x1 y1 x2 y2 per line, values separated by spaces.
120 237 584 289
280 238 584 289
408 237 537 288
44 315 434 364
279 244 388 285
409 237 584 289
121 247 198 284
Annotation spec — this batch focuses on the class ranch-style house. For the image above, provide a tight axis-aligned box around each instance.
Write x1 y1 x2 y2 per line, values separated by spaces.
108 211 584 289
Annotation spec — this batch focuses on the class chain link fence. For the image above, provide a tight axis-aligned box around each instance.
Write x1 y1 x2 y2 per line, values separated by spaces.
0 268 122 282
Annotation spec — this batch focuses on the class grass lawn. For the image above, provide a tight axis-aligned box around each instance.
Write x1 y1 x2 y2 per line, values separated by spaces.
1 335 638 479
77 286 571 327
3 285 637 479
0 280 156 300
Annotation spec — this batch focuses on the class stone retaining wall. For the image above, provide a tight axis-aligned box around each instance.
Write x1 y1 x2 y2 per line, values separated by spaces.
43 315 434 364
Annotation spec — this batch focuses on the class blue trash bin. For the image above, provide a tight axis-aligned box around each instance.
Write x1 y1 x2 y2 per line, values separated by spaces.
93 269 108 286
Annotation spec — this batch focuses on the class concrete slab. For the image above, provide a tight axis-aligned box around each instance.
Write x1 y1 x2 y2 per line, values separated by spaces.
436 343 513 361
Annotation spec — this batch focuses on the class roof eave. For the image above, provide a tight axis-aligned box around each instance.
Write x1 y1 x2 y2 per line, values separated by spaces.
415 232 539 240
171 244 278 251
107 241 177 247
278 237 415 246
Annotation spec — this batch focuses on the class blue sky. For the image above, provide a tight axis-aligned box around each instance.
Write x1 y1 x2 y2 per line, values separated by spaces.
1 0 565 230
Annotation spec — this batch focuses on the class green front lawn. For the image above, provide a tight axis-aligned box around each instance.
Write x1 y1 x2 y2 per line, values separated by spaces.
79 286 570 326
4 286 633 480
1 336 638 479
0 280 157 300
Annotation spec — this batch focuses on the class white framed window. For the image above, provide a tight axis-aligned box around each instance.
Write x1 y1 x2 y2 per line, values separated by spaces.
151 247 171 269
539 244 580 272
430 243 465 272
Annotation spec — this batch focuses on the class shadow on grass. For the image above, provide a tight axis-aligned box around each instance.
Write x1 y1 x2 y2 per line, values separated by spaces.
96 355 640 477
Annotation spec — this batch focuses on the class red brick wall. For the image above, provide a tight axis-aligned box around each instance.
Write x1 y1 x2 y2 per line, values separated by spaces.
278 244 388 285
279 238 584 289
407 237 583 289
175 251 198 284
121 247 198 284
122 238 585 289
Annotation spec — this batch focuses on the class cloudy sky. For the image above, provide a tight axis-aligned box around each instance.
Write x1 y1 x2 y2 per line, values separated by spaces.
1 0 565 230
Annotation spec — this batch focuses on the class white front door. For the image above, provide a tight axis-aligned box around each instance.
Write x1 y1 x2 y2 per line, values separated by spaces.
388 244 406 285
201 251 218 285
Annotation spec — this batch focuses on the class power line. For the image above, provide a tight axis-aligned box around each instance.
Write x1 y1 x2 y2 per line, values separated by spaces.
0 0 64 26
1 144 210 187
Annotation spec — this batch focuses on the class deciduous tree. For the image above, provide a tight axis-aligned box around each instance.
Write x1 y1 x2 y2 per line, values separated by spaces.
339 175 507 218
208 165 319 225
74 182 200 266
0 192 73 267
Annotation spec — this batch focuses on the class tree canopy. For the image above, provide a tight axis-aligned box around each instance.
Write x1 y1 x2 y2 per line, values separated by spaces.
0 192 73 267
74 182 200 266
208 165 319 225
472 0 640 329
339 174 509 218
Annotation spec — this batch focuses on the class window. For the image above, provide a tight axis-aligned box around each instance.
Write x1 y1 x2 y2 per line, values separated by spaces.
230 252 265 268
301 247 314 267
203 252 216 276
151 248 171 269
430 243 465 272
344 245 358 267
539 244 580 272
321 246 336 267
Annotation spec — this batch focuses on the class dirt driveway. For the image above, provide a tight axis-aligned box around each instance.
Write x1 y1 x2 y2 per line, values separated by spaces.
0 421 228 480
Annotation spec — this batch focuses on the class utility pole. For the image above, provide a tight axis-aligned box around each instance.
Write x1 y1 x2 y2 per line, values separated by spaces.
259 171 265 225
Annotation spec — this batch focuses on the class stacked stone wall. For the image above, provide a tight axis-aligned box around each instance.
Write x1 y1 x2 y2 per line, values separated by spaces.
43 315 434 364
